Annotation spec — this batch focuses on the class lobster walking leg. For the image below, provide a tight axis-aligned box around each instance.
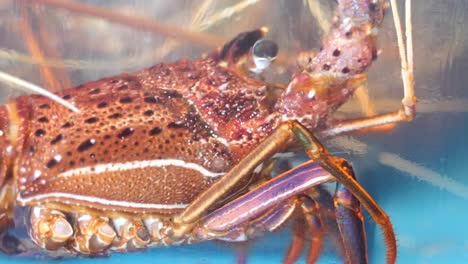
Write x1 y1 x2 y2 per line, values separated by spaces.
334 164 367 264
308 186 345 258
174 121 395 263
202 190 327 263
282 196 324 264
202 161 333 233
293 122 396 264
201 161 366 263
274 163 342 262
283 219 307 264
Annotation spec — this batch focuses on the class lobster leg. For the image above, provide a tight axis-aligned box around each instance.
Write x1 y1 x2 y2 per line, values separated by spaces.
201 192 327 263
334 164 367 264
293 122 396 264
202 161 333 233
200 161 364 263
279 162 345 259
308 186 345 259
257 196 326 264
174 121 395 263
283 219 307 264
278 196 324 264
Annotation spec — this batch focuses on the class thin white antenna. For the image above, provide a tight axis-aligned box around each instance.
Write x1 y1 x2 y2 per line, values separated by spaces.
0 71 79 113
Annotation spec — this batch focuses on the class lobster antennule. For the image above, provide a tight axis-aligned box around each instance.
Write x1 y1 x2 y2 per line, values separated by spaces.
0 71 79 113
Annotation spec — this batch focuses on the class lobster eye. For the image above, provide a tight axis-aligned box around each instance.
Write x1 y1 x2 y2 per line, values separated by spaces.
251 39 279 73
253 39 278 59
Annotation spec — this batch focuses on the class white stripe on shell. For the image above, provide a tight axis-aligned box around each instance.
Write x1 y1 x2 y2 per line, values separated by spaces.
58 159 225 178
18 192 189 210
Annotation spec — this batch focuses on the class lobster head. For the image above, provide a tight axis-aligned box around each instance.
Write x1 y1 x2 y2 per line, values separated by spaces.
276 71 367 130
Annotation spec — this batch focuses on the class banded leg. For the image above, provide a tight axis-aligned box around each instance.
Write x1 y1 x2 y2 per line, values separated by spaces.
279 162 346 260
201 162 365 263
173 121 396 263
202 193 327 263
334 163 367 264
277 162 345 262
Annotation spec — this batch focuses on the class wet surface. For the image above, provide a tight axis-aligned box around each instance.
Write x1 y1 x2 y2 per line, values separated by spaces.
0 0 467 263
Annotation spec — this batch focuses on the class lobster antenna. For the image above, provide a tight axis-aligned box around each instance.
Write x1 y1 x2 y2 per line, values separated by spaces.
0 71 79 113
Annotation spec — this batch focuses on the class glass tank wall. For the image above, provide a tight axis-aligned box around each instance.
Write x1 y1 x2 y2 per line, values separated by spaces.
0 1 467 263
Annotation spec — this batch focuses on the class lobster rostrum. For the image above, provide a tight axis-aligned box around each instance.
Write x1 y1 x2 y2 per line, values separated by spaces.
0 0 416 262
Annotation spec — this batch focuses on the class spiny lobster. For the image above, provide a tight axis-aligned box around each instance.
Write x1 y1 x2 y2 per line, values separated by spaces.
0 0 415 263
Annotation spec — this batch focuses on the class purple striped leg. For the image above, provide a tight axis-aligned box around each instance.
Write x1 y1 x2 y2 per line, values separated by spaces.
200 160 368 263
